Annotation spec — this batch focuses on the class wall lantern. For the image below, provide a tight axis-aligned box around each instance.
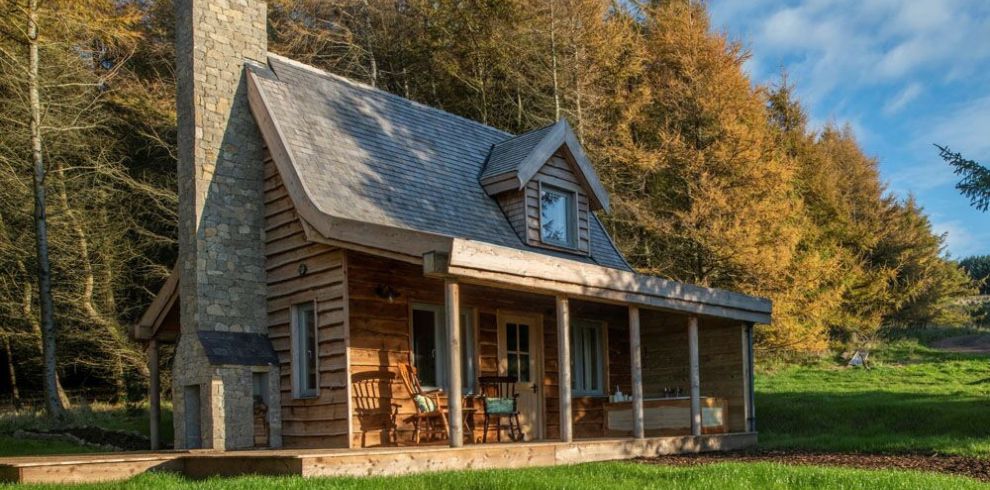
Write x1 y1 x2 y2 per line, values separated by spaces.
374 284 400 304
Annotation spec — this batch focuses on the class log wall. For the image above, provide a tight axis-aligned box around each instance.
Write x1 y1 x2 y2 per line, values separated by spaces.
264 156 350 448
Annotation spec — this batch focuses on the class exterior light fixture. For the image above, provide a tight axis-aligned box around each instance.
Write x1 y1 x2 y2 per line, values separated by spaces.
374 284 400 304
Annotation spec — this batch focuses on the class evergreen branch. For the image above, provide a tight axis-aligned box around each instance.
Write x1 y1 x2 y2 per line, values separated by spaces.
936 144 990 212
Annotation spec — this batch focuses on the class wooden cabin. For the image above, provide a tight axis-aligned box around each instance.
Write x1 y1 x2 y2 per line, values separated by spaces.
131 0 769 461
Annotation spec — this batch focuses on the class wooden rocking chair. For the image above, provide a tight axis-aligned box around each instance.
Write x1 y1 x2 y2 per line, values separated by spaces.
398 363 450 444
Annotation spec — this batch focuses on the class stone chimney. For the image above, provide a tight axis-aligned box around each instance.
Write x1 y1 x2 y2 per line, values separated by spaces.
172 0 280 450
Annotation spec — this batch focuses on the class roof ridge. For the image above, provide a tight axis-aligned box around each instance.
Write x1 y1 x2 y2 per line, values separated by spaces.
266 52 513 139
490 120 560 148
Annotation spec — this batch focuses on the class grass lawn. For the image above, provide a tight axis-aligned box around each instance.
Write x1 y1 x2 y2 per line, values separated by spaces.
757 335 990 456
0 402 173 457
5 462 990 489
0 436 96 457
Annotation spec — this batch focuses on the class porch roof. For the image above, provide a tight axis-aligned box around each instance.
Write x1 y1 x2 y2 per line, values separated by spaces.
425 239 772 324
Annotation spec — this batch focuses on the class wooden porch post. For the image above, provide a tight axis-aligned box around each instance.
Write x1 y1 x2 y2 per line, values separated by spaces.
556 296 572 443
688 316 701 436
445 279 463 447
744 322 756 433
628 306 644 439
148 339 161 451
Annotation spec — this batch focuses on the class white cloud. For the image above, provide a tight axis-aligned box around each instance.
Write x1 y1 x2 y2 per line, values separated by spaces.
931 219 981 258
711 0 990 112
883 83 923 115
929 95 990 158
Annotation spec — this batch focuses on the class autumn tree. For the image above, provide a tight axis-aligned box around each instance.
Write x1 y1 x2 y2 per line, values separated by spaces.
0 0 173 410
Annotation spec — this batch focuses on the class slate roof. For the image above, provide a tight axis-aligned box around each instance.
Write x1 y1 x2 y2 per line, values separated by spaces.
253 54 631 271
197 331 279 366
481 122 558 182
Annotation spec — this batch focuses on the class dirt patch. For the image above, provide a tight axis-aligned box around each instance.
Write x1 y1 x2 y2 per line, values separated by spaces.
639 450 990 481
932 335 990 354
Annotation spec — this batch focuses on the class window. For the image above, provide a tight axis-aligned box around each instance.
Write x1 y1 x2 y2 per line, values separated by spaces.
504 322 532 382
411 305 476 393
291 302 317 398
540 184 577 248
571 320 605 395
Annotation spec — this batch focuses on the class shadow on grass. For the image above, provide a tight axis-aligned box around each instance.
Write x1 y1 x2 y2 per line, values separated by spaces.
757 390 990 455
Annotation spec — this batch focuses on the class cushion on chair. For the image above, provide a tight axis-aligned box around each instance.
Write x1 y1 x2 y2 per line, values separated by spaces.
413 394 438 413
485 397 515 415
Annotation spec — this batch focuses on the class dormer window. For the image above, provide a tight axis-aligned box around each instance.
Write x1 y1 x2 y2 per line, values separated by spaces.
540 183 577 248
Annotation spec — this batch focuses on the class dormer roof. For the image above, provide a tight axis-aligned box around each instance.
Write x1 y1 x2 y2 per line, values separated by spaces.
481 120 610 212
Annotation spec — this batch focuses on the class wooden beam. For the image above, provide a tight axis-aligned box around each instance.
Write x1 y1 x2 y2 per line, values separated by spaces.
445 279 463 447
556 296 572 443
148 340 161 450
628 306 644 439
745 322 756 433
440 239 772 324
688 316 701 437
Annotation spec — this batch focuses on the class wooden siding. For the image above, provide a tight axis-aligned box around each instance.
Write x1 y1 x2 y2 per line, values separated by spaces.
496 190 528 241
264 155 350 449
494 152 591 254
524 154 592 254
640 313 746 433
344 252 748 446
542 301 628 440
698 319 747 432
347 252 573 447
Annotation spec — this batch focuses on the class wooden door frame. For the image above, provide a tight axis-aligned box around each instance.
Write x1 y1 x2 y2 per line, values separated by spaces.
495 310 544 441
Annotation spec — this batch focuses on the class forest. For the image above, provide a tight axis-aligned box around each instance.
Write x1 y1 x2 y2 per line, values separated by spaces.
0 0 983 406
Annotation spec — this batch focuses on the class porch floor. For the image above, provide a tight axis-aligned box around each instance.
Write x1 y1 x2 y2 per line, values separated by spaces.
0 432 757 484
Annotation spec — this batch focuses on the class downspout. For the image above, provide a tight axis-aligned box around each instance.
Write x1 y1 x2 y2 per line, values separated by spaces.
746 322 756 433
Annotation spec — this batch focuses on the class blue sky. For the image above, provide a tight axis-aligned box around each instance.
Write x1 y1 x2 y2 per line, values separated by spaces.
709 0 990 259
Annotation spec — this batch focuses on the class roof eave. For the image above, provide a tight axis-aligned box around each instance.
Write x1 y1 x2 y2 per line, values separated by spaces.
509 120 611 213
426 238 772 324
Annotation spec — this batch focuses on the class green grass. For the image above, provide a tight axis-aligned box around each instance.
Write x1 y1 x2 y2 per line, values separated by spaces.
0 402 173 457
5 462 989 489
0 436 97 457
757 337 990 456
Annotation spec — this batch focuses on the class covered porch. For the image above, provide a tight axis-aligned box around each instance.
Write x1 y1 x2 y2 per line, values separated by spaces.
343 240 762 450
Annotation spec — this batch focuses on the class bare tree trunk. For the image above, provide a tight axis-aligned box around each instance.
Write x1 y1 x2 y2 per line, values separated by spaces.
2 335 19 408
516 86 523 130
550 0 560 120
574 49 584 143
28 0 65 419
360 0 378 87
21 276 69 409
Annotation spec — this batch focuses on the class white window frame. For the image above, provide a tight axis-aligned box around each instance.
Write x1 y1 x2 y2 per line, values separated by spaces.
291 301 318 399
571 319 606 396
410 303 477 394
539 181 579 249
